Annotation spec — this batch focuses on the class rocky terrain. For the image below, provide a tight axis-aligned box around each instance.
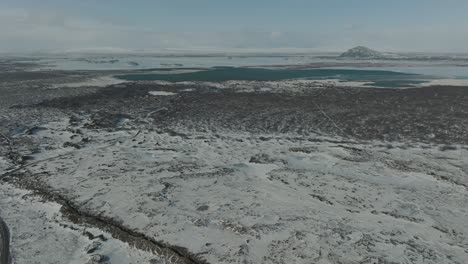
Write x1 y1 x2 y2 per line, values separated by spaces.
1 64 468 263
337 46 468 62
339 46 386 59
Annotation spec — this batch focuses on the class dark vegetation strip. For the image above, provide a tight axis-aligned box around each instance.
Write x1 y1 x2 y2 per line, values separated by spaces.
0 217 10 264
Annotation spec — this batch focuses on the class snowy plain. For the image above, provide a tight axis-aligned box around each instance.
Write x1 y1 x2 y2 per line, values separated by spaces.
7 116 467 264
1 56 468 263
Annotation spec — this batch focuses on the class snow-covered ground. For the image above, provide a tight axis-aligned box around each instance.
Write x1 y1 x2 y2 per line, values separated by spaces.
0 175 164 264
143 79 374 92
148 91 178 96
8 117 467 264
417 79 468 87
52 76 127 89
30 55 315 71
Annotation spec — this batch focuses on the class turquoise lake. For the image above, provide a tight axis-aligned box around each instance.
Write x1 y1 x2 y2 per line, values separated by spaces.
117 67 432 88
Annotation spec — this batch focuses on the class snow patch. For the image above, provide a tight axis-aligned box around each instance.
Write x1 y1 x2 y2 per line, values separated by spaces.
417 78 468 87
148 91 177 96
53 76 127 88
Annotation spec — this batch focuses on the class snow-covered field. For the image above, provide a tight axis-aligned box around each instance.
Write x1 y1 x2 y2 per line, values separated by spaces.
1 63 467 263
0 169 163 264
142 79 374 92
417 79 468 87
6 117 467 264
52 76 127 89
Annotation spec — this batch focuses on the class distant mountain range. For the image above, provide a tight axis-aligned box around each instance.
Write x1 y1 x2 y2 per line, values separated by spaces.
338 46 468 61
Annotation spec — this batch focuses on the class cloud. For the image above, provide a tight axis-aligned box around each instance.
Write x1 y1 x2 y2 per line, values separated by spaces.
0 7 467 53
0 9 315 53
0 7 344 53
0 8 109 51
270 31 282 38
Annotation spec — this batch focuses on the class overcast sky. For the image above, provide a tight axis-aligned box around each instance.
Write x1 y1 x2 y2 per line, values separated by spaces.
1 0 468 53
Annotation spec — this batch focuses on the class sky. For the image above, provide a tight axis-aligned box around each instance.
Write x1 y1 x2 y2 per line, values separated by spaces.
1 0 468 53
